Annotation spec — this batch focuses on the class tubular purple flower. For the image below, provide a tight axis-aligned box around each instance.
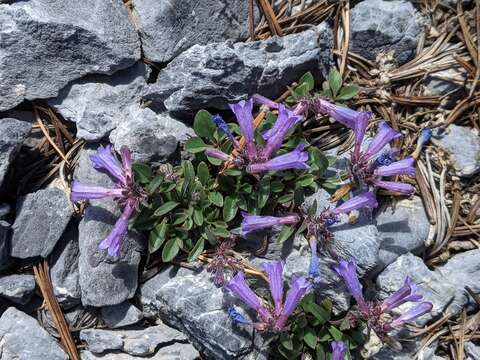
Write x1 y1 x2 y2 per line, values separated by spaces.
387 302 433 329
252 94 279 109
90 145 127 186
333 258 369 315
120 145 133 183
99 202 135 257
374 180 415 194
276 275 312 328
247 144 309 174
418 128 432 148
353 112 370 157
262 105 303 157
362 121 401 161
263 261 285 315
241 212 299 235
317 99 371 130
70 181 124 202
330 192 378 215
374 156 416 177
331 341 348 360
212 114 240 148
380 276 423 313
229 99 257 160
308 238 320 277
225 271 272 323
374 148 400 167
205 148 232 162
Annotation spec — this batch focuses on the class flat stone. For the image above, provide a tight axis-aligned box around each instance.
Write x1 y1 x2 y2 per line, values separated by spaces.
101 301 143 329
373 196 429 274
49 221 81 309
139 266 261 359
350 0 421 65
75 146 142 307
0 220 11 272
144 23 333 115
11 187 73 259
0 274 35 304
109 105 194 166
0 307 68 360
48 63 147 141
0 118 32 187
432 125 480 177
80 323 188 356
465 342 480 360
133 0 252 63
0 0 140 111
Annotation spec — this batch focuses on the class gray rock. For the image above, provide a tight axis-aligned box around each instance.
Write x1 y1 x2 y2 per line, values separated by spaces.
376 251 480 325
139 266 262 359
432 125 480 177
48 63 147 141
424 63 467 108
133 0 252 64
0 307 68 360
11 187 73 258
373 196 429 274
109 105 193 166
75 146 142 307
80 323 188 356
0 0 140 111
350 0 421 65
0 118 32 187
465 342 480 360
101 301 143 329
0 274 35 304
49 221 81 308
0 220 11 271
144 23 333 114
0 203 11 219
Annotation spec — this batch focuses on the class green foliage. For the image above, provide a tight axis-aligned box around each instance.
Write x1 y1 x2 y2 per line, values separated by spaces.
321 69 359 103
274 293 364 359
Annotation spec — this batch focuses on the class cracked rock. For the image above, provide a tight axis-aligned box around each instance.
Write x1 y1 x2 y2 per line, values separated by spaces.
101 301 143 329
0 273 35 304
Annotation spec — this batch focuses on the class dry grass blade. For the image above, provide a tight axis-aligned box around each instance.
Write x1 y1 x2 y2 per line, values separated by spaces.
33 259 80 360
34 106 69 165
257 0 283 36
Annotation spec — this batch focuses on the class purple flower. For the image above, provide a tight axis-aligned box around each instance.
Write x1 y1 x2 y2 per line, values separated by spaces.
99 201 135 257
353 112 370 157
387 302 433 329
418 128 432 148
71 145 146 257
374 156 416 177
262 104 303 157
247 144 309 174
252 94 280 110
316 99 371 129
374 148 400 167
308 237 320 277
225 271 272 323
70 181 124 202
213 114 239 148
380 277 423 313
276 275 313 329
362 121 401 161
241 212 300 235
229 99 257 160
228 307 252 325
205 148 232 162
330 192 378 215
333 258 369 315
264 261 285 315
90 145 127 186
331 341 348 360
373 180 415 194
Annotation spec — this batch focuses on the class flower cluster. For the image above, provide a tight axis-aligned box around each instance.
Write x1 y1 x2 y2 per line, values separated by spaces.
70 145 147 257
206 237 240 287
225 261 312 332
331 341 348 360
333 258 433 341
205 99 310 174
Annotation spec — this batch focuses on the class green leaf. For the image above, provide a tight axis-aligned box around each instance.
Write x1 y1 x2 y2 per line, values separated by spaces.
193 209 204 226
336 85 359 101
256 176 270 209
182 160 195 196
292 82 310 100
281 335 294 351
197 162 210 186
316 344 326 360
187 238 204 262
304 302 330 324
154 201 180 217
222 168 242 177
304 327 317 349
206 155 223 166
147 174 163 194
210 224 230 238
297 174 316 187
328 69 342 97
223 196 238 222
208 192 224 207
193 110 216 139
277 225 295 244
203 226 218 246
185 137 207 153
148 219 168 253
310 147 329 175
132 163 152 183
328 326 343 341
277 193 294 204
299 72 315 91
162 238 180 262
